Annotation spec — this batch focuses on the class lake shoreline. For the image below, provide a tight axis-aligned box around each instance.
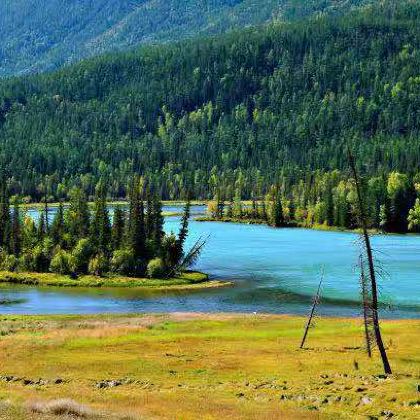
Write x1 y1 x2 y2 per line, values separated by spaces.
0 271 232 290
195 216 404 236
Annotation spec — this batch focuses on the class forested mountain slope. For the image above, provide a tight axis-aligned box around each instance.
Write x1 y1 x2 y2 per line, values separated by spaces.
0 1 419 208
0 0 371 76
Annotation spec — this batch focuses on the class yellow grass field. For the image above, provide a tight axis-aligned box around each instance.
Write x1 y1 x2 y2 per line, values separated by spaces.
0 313 418 419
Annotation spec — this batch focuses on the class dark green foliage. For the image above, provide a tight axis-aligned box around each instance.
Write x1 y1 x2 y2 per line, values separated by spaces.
50 202 65 246
66 188 90 245
0 178 196 278
127 181 146 264
111 207 126 250
10 201 21 256
0 183 10 249
90 182 112 255
0 1 418 203
0 0 370 77
175 200 191 264
272 193 284 227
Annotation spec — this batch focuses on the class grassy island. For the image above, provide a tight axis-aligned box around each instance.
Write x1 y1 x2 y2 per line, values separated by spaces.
0 178 211 293
0 271 230 290
0 314 418 419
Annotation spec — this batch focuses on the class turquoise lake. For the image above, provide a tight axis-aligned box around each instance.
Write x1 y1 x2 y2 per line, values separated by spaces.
0 205 419 318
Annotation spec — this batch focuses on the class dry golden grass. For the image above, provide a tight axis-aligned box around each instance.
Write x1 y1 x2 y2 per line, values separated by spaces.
0 313 418 419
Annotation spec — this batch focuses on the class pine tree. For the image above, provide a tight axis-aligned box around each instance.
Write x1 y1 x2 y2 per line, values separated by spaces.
145 189 154 240
325 185 334 226
90 182 111 255
0 181 10 249
127 180 146 262
151 195 164 254
175 200 191 264
50 202 65 246
67 187 90 243
10 199 21 256
112 206 125 250
273 193 284 227
37 211 46 242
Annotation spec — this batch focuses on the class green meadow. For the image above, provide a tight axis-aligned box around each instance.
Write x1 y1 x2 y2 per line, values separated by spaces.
0 314 417 419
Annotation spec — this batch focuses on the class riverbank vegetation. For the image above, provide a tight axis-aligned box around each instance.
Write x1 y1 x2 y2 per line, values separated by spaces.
201 170 420 234
0 313 418 419
0 1 419 210
0 270 228 290
0 178 206 284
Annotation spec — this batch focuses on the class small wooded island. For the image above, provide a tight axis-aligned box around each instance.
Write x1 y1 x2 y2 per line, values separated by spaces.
0 177 225 290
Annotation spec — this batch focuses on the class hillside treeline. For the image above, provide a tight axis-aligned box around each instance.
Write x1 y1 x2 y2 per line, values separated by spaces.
0 1 419 232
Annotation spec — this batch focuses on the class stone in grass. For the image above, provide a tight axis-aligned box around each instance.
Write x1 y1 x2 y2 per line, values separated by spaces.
360 396 374 405
380 410 394 418
96 379 122 389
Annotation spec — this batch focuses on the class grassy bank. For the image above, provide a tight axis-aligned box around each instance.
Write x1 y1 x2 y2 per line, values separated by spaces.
0 314 417 419
0 271 231 290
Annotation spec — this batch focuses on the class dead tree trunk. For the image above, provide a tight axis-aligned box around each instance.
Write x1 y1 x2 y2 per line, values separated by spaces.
300 271 323 349
348 148 392 374
359 255 372 358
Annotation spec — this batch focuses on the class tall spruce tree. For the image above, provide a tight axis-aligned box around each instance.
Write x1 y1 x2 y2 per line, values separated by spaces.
90 181 111 255
127 179 146 262
0 182 10 249
50 202 65 246
10 199 21 256
67 187 90 243
111 206 125 250
273 192 284 227
175 200 191 264
151 194 164 254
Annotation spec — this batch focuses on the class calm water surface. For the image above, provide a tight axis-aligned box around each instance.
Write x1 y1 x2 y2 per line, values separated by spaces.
1 205 419 317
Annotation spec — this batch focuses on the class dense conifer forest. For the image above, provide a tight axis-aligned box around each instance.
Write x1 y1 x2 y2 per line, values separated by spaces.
0 178 198 279
0 1 419 232
0 0 370 76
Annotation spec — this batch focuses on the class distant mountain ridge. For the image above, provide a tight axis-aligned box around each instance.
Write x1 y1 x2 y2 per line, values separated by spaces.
0 0 371 77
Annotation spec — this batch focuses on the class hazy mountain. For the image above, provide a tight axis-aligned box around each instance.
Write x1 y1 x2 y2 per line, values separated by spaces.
0 0 370 76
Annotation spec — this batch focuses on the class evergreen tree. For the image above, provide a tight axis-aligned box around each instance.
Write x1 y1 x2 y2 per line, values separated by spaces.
10 199 21 256
272 193 284 228
90 182 111 255
325 186 334 227
151 195 164 254
112 207 125 250
37 211 46 242
66 187 90 243
0 182 10 249
175 200 191 264
50 202 65 247
127 180 146 263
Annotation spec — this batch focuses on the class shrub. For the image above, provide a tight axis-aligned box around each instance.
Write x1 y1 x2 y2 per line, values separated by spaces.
88 254 108 277
0 252 18 272
147 258 166 279
27 398 92 417
161 233 178 270
50 249 75 275
72 238 93 274
110 249 136 276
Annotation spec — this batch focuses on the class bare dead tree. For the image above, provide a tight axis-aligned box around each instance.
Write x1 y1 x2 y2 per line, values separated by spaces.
348 147 392 374
300 269 324 349
359 255 373 358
